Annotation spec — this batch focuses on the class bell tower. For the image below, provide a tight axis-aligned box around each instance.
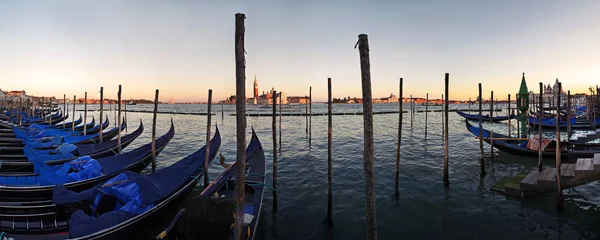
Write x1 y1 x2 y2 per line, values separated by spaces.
253 75 258 104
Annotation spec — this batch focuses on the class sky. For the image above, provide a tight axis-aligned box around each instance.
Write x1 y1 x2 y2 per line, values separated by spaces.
0 1 599 102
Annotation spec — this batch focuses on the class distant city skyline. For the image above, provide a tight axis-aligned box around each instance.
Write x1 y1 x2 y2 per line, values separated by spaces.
1 1 598 102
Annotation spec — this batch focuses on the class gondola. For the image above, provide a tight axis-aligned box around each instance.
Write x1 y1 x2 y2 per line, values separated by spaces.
0 120 174 203
20 113 67 127
464 121 600 160
45 115 83 129
0 120 125 153
525 115 597 130
0 121 144 173
13 111 61 125
74 117 96 132
0 124 220 238
456 111 514 122
3 117 97 143
72 117 109 136
166 128 265 240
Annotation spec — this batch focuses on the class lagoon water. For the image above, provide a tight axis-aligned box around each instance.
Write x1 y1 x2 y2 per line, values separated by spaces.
71 103 600 239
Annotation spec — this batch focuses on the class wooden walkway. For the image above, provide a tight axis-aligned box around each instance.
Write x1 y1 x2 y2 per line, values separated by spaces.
570 129 600 144
497 154 600 197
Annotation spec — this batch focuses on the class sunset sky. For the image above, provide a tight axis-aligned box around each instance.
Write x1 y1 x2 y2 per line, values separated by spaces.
1 1 598 102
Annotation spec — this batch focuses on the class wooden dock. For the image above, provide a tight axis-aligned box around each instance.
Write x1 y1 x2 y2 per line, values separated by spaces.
494 153 600 197
570 129 600 144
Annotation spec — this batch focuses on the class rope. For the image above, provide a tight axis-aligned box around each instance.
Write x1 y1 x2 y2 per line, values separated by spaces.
189 175 201 183
248 182 278 192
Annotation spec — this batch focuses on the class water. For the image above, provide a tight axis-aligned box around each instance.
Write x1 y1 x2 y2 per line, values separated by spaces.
68 103 600 239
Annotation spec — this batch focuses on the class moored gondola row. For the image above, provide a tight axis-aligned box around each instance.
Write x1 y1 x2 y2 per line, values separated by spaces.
0 80 270 240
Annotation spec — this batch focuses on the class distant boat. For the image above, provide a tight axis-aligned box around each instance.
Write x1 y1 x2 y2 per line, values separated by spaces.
127 101 136 105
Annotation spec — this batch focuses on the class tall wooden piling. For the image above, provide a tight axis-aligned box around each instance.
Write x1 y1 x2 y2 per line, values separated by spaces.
478 83 484 161
63 94 66 129
49 98 52 125
233 13 247 240
117 85 122 152
441 94 444 136
443 73 449 186
555 82 564 210
205 89 212 188
124 102 127 133
490 91 494 120
309 86 312 148
305 95 308 134
538 83 543 172
508 94 511 137
114 101 117 128
100 87 104 143
410 94 413 130
469 97 471 111
72 95 76 131
272 91 278 192
425 93 428 138
279 93 282 150
221 102 224 124
567 90 572 141
151 89 159 172
395 78 403 196
490 91 494 159
18 98 22 126
83 92 87 135
357 33 378 240
327 78 333 227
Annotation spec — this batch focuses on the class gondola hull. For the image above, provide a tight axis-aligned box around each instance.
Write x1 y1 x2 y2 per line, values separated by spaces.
0 122 170 203
456 111 513 122
465 121 600 160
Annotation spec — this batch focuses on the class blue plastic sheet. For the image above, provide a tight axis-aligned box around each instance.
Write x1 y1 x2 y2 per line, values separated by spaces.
67 156 104 181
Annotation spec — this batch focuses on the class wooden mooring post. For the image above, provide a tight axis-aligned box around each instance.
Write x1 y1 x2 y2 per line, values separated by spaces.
567 90 572 141
327 77 333 227
425 93 428 138
443 73 449 186
48 98 52 125
151 89 159 172
113 101 117 128
538 83 543 172
410 94 413 131
357 33 378 240
395 78 403 197
279 93 282 150
556 82 564 210
72 95 76 131
469 97 471 112
441 94 444 137
272 91 278 192
478 84 484 166
305 95 308 134
508 94 511 137
124 102 127 133
490 91 494 159
233 13 247 240
63 94 66 129
83 92 87 135
117 85 122 152
205 89 212 188
100 87 104 143
309 86 312 148
490 91 494 120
